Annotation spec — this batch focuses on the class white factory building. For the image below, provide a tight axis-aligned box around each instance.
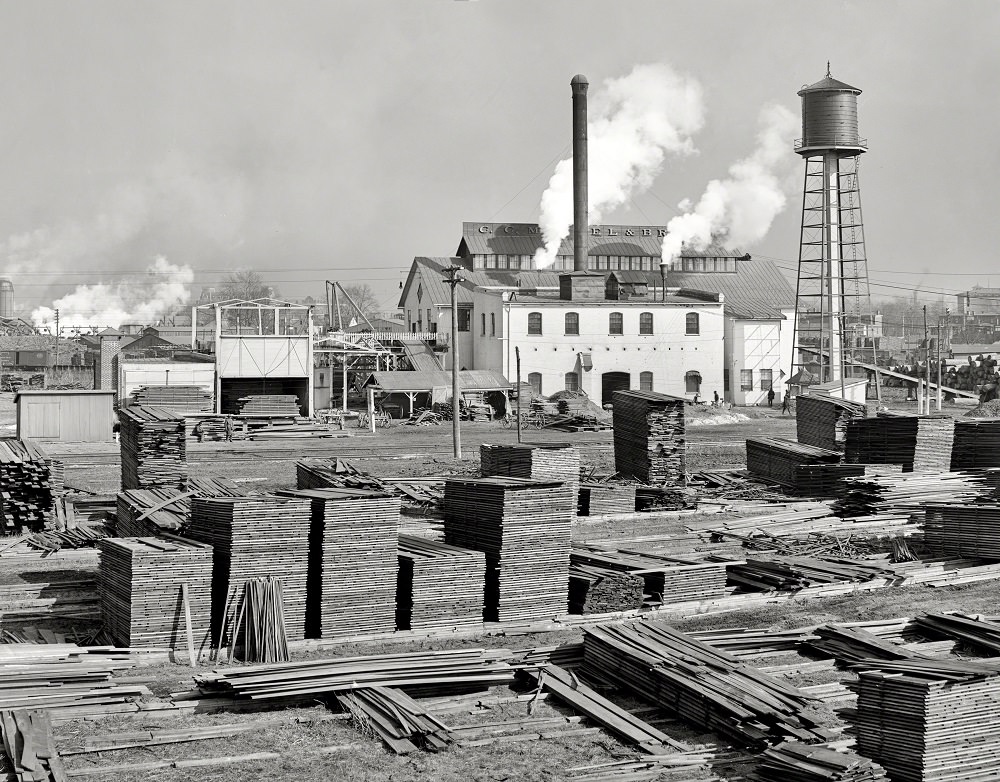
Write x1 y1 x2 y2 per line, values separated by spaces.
398 222 796 405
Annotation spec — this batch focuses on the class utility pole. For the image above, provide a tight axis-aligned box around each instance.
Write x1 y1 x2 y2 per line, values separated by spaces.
515 346 522 445
49 309 60 389
444 266 463 459
923 305 930 414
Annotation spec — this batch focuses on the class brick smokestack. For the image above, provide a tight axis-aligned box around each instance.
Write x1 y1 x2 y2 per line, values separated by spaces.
571 74 589 273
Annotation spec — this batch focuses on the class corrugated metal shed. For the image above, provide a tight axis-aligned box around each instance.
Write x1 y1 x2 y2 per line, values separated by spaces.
363 370 510 393
14 390 116 442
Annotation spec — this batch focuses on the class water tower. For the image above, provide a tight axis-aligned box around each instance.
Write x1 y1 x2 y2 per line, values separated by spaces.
0 279 14 319
789 66 876 391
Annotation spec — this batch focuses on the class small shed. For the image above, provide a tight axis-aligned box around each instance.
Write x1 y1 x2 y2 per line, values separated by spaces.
15 389 117 442
605 271 650 300
362 370 511 418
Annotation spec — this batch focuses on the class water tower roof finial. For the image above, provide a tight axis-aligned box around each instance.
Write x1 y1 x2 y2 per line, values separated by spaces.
827 61 831 77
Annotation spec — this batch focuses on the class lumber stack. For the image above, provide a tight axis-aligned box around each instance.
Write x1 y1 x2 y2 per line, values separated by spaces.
745 437 841 492
118 406 187 490
852 659 1000 782
130 385 212 413
98 536 212 653
480 443 581 491
115 476 247 537
583 621 828 748
443 477 573 622
568 565 644 614
187 495 311 643
728 557 891 592
397 535 485 631
236 394 301 417
612 390 686 486
0 708 64 782
845 413 955 473
831 470 1000 517
951 418 1000 469
338 686 452 754
296 458 389 492
807 624 924 666
755 741 889 781
0 438 59 533
277 488 398 639
923 502 1000 559
914 613 1000 654
795 394 867 453
578 482 636 516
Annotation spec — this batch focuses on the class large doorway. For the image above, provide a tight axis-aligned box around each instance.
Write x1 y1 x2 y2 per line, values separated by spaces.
601 371 631 406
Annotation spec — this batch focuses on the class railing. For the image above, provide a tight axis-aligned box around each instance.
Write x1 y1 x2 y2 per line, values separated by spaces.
794 137 868 151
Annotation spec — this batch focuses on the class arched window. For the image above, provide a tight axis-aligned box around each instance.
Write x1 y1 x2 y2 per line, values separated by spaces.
527 312 542 335
528 372 542 396
564 312 579 335
609 312 624 335
685 370 702 394
639 371 653 391
639 312 653 335
565 372 580 392
686 312 700 335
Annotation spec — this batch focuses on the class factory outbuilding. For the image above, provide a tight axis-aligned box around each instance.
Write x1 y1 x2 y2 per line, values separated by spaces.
14 389 116 442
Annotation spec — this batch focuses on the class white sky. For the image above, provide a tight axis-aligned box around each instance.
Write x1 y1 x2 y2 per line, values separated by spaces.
0 0 996 317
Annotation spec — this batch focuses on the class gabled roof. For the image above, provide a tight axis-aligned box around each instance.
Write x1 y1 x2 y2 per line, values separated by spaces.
660 257 794 319
458 223 666 258
608 270 649 285
363 369 511 392
398 257 491 309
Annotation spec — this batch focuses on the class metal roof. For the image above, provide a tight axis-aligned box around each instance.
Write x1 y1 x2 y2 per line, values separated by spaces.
798 75 861 95
398 257 495 309
660 258 794 319
608 270 649 285
459 223 665 258
363 369 511 393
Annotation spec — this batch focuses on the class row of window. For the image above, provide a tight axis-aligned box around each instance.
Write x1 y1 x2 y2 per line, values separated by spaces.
528 312 700 336
528 370 703 395
739 368 774 392
470 255 739 273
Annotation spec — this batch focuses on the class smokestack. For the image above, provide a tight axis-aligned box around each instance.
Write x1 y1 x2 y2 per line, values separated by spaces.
571 74 589 272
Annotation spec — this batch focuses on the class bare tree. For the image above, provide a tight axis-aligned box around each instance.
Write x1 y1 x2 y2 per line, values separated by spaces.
219 269 277 303
342 284 380 322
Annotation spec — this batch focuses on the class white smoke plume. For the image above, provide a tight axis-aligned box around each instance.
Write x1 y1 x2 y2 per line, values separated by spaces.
32 257 194 331
659 103 798 266
533 64 705 269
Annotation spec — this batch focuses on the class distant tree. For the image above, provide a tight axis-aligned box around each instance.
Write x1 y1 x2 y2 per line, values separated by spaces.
341 284 380 325
219 270 277 303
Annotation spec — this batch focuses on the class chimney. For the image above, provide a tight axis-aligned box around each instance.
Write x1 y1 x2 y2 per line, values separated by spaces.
571 74 589 273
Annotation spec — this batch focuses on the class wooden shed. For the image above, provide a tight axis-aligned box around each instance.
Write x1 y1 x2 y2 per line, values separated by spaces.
15 389 116 442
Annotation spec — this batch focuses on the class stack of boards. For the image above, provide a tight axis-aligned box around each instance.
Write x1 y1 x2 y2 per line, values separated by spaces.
951 418 1000 469
0 438 61 533
129 385 212 413
612 390 686 486
578 482 636 516
187 496 311 643
118 406 186 490
236 394 301 417
745 437 841 493
98 536 212 653
115 476 247 537
845 413 955 473
444 477 572 622
480 443 581 491
397 534 485 630
795 394 866 453
923 503 1000 558
278 488 398 639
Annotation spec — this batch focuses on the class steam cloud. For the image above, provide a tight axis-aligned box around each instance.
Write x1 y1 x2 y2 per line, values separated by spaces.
659 104 798 266
533 64 705 269
32 257 195 331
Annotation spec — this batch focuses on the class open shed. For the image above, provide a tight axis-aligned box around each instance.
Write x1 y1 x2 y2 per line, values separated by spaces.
15 389 116 442
361 370 511 418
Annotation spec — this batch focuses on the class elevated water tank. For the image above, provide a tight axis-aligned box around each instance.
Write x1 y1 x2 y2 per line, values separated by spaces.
796 71 866 155
0 279 14 319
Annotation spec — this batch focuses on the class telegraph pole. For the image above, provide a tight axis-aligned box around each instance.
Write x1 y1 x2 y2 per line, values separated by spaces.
48 309 60 389
515 346 522 445
923 305 930 414
444 266 463 459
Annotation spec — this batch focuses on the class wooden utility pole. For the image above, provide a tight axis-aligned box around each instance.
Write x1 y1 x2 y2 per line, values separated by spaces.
515 346 522 445
923 305 930 414
444 266 463 459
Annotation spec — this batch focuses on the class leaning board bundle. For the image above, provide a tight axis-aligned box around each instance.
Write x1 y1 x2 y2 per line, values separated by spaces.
118 406 187 490
612 390 686 486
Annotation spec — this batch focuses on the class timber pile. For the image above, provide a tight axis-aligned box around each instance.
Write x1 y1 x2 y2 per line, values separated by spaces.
296 458 389 492
745 438 841 492
397 535 485 631
755 741 889 782
951 418 1000 469
115 476 247 537
583 621 829 748
790 464 873 498
0 578 99 625
130 385 212 413
795 394 867 453
568 565 644 614
728 557 891 592
612 390 686 486
98 536 212 653
831 470 1000 517
235 394 301 417
0 438 60 534
480 443 581 493
924 502 1000 558
807 624 923 666
190 648 515 701
337 686 451 754
852 658 1000 782
0 708 65 782
914 613 1000 654
187 496 311 643
443 477 573 622
845 413 955 473
118 406 186 490
277 488 398 639
578 482 636 516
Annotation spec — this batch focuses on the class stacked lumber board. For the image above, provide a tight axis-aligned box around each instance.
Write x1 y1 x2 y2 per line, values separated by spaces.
480 443 581 492
0 438 60 533
115 476 247 537
130 385 212 413
443 477 573 622
728 557 892 592
187 496 311 643
924 502 1000 558
951 418 1000 469
236 394 301 417
583 621 829 748
568 565 644 614
612 390 686 486
795 394 867 453
806 624 925 666
277 488 398 639
755 741 889 781
578 482 636 516
845 413 955 473
118 406 186 490
296 458 389 492
98 536 212 653
0 708 65 781
338 686 452 754
913 613 1000 654
745 438 842 492
190 648 515 701
397 535 485 631
851 658 1000 782
831 470 1000 517
790 464 872 498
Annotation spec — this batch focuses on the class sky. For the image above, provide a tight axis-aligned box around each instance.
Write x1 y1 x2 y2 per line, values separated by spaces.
0 0 997 323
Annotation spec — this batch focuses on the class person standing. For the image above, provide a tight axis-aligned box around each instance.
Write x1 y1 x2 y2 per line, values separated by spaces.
224 415 234 442
781 394 791 415
713 390 720 407
767 387 775 407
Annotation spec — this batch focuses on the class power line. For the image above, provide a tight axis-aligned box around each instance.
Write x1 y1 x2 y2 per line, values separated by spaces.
487 143 571 222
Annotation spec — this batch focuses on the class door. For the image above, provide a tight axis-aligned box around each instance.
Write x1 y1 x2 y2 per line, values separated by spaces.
601 371 631 406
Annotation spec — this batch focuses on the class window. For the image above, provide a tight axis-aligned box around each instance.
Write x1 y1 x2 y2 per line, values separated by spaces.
639 312 653 335
426 309 431 330
490 313 496 336
686 312 700 335
639 371 653 392
528 372 542 396
565 312 579 335
457 307 471 332
565 372 580 392
527 312 542 335
760 369 773 391
609 312 623 335
740 369 753 392
686 371 702 394
508 255 520 270
481 313 486 335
